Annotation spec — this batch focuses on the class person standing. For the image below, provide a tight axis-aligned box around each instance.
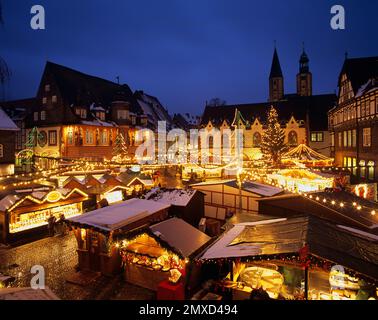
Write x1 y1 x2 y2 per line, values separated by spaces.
47 214 56 237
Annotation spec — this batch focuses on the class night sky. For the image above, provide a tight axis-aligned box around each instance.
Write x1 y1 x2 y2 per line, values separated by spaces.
1 0 377 115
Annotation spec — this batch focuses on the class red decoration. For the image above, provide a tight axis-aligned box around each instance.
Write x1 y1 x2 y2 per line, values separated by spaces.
157 280 185 300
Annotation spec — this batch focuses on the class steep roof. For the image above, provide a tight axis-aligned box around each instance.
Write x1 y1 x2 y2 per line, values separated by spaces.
269 48 283 78
200 94 336 131
339 56 378 94
42 62 142 114
0 107 19 130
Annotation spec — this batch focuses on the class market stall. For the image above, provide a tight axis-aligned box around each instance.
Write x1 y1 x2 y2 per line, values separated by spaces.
0 188 88 243
282 144 334 167
119 217 211 298
67 198 170 276
199 216 378 300
268 168 334 192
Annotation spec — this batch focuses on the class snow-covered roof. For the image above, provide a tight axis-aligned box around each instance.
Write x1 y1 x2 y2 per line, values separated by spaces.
0 194 20 211
0 108 19 131
145 188 197 206
81 119 116 127
68 198 170 231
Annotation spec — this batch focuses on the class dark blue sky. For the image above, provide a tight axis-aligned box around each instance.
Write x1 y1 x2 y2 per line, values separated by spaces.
1 0 377 115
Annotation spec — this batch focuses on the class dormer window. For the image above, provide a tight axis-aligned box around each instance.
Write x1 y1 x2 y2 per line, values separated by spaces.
76 108 87 119
117 110 128 120
96 112 105 121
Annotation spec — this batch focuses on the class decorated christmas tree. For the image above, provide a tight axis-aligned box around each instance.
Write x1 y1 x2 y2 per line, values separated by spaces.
25 127 42 149
260 106 288 166
112 132 129 162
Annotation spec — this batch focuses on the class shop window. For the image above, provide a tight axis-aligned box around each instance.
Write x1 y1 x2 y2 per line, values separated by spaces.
67 129 73 145
48 130 57 146
360 160 366 179
368 161 375 180
85 129 94 145
363 128 371 147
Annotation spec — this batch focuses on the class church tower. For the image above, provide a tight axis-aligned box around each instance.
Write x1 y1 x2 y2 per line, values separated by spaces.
269 48 284 102
296 47 312 96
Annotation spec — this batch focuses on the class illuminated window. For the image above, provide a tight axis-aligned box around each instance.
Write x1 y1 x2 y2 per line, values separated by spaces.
45 84 50 92
310 132 324 142
100 130 108 145
85 129 94 144
352 130 356 147
48 130 57 146
360 160 366 179
288 131 298 146
0 144 3 158
40 111 46 121
363 128 371 147
67 129 73 145
42 97 47 104
76 108 87 119
347 130 352 147
253 132 261 147
52 95 57 103
117 110 128 120
338 132 342 147
368 161 375 180
96 112 105 121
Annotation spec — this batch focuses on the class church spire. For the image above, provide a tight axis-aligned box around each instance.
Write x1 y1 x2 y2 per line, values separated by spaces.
269 47 284 102
269 48 283 79
296 45 312 96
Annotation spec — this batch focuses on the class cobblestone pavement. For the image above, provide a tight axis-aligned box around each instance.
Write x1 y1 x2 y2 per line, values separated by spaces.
0 233 154 300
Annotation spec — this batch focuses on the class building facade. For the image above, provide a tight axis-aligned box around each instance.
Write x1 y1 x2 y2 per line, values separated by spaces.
200 48 336 159
328 56 378 182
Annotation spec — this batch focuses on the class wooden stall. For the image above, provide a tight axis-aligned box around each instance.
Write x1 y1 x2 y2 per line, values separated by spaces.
119 217 211 299
0 188 88 243
200 216 378 300
67 198 170 276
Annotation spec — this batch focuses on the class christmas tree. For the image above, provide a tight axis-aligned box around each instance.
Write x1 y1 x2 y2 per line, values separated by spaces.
112 132 129 162
260 106 288 166
25 127 43 149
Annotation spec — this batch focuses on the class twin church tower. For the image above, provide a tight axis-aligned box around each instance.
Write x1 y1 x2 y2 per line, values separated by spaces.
269 47 312 102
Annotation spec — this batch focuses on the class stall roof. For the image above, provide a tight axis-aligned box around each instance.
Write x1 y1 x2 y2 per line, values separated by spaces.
191 180 283 197
257 190 378 233
150 217 211 258
145 188 198 206
68 198 170 232
200 215 378 280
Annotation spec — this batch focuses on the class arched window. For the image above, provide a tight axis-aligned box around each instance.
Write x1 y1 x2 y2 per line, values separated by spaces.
253 132 261 147
288 131 298 146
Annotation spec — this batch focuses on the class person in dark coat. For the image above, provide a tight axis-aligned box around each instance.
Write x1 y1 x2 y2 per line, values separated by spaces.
47 214 56 237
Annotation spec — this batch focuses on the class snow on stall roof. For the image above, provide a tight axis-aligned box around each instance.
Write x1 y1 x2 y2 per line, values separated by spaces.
0 108 19 131
68 198 170 231
0 194 20 211
145 188 197 206
237 181 283 197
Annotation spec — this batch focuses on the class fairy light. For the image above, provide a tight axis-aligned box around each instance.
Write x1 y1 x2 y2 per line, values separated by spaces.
340 203 344 208
371 210 376 216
